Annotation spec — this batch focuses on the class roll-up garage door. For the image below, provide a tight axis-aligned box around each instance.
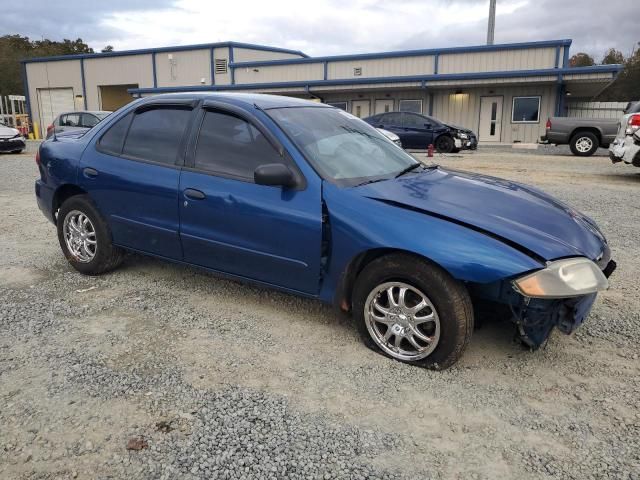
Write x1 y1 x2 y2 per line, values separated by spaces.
37 88 75 138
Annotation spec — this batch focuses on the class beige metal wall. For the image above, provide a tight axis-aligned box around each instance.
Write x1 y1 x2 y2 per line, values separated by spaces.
155 49 211 87
321 83 557 144
25 60 83 134
431 84 556 143
83 54 154 110
235 62 324 84
439 47 557 74
213 47 231 85
328 55 435 79
233 48 304 62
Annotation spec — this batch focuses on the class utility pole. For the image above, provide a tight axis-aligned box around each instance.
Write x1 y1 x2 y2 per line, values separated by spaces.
487 0 496 45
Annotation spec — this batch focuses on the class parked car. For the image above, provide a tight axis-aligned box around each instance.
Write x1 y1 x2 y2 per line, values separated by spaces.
46 111 112 139
541 116 619 156
376 128 403 148
364 112 477 153
0 121 26 153
608 101 640 166
35 94 615 369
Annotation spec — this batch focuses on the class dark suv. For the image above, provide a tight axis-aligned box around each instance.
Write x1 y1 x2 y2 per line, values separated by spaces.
363 112 477 152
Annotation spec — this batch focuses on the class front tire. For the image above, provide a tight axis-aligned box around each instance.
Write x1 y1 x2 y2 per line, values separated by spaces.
57 195 124 275
352 253 474 370
435 135 455 153
570 132 599 156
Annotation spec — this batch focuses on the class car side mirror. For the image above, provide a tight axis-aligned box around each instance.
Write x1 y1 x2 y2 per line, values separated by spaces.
254 163 297 188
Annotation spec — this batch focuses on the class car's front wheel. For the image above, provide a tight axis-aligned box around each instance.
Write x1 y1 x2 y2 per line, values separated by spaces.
352 253 474 370
57 195 124 275
435 135 455 153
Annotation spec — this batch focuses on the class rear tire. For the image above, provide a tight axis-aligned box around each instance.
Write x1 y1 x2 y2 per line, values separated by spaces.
352 253 474 370
435 135 455 153
570 132 599 156
57 195 124 275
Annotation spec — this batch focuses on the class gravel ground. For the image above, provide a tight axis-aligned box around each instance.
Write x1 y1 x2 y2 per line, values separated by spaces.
1 142 639 479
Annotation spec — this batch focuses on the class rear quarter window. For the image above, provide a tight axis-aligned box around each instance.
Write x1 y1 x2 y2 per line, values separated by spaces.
97 112 133 155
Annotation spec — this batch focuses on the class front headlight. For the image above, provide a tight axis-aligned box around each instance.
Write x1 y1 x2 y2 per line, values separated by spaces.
457 132 468 139
512 257 608 298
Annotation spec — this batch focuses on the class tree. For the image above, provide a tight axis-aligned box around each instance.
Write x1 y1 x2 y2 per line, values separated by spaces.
0 35 93 97
569 52 595 67
602 48 625 65
102 45 114 53
597 45 640 101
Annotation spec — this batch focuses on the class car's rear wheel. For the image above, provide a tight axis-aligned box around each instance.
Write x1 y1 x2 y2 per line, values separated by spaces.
57 195 124 275
352 253 474 370
570 132 599 156
435 135 455 153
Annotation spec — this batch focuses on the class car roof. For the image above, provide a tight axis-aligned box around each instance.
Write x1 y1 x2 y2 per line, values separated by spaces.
136 92 333 110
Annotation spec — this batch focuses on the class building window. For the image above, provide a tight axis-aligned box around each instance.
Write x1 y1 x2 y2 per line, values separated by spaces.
512 96 540 123
399 99 422 114
327 102 348 111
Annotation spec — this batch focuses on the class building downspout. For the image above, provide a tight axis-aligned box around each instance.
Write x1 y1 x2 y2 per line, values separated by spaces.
305 85 324 103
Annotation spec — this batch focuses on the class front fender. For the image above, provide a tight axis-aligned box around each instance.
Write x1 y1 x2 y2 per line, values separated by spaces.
319 182 543 303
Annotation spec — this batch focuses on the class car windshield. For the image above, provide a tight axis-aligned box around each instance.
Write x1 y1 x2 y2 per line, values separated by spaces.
268 107 420 186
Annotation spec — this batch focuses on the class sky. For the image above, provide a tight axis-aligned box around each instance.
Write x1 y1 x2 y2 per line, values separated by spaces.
3 0 638 60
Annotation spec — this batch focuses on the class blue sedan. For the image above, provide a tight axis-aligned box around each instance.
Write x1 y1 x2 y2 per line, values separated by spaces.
35 93 615 369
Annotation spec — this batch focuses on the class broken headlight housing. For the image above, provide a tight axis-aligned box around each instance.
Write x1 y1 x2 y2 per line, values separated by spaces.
512 257 608 299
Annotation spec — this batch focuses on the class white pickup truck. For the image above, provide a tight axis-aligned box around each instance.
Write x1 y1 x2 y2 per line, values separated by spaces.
608 101 640 167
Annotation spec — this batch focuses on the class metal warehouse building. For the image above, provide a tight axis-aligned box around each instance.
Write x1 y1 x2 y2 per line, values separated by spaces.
23 39 621 142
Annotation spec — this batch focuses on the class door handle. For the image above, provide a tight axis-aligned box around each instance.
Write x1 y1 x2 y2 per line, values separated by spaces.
184 188 206 200
83 167 98 178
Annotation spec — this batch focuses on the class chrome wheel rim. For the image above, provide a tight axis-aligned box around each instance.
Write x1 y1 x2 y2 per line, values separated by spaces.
63 210 97 263
364 281 440 361
576 137 593 153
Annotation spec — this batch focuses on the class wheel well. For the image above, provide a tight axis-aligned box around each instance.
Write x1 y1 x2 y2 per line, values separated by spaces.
52 184 87 223
335 248 444 312
570 128 601 143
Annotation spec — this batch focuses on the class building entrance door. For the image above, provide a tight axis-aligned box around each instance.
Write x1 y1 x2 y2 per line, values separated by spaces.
351 100 370 118
479 96 503 142
374 99 394 114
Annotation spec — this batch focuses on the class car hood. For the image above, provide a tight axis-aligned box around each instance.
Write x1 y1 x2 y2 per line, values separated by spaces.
0 125 20 138
443 123 474 134
354 166 606 261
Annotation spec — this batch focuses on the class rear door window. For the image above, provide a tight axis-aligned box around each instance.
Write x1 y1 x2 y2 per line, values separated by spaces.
383 113 403 126
97 112 133 155
122 107 192 165
193 110 283 181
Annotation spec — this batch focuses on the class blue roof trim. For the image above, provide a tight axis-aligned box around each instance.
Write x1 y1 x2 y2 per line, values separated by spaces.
128 64 621 95
21 41 308 64
229 39 574 68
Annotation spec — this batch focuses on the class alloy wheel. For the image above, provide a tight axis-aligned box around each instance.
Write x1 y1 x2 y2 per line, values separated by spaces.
576 137 594 153
63 210 97 263
364 281 440 361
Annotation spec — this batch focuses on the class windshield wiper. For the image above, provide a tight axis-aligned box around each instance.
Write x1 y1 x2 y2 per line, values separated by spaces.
353 177 389 187
394 163 423 178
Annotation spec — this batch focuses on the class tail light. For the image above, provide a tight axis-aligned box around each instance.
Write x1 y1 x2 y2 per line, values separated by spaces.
46 124 54 136
545 118 551 130
626 114 640 135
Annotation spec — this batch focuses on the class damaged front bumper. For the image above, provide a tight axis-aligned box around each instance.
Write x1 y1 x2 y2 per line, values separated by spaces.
609 136 640 166
471 257 617 349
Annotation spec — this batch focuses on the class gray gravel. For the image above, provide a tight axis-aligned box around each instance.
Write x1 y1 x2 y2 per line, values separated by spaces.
1 143 639 479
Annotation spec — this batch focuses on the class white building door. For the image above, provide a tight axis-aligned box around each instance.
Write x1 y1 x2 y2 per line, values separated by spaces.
37 88 75 138
351 100 370 118
479 96 503 142
374 99 394 114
